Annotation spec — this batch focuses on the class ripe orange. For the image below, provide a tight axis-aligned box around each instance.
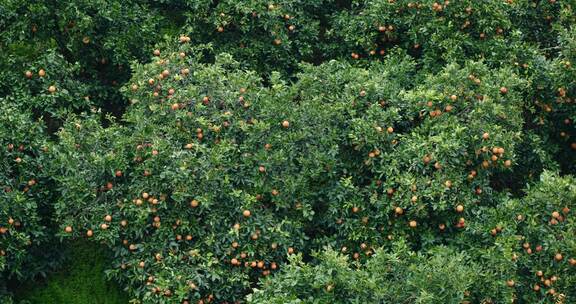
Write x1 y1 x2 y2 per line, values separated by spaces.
38 69 46 77
282 120 290 128
555 253 563 261
409 220 417 228
243 210 251 217
423 155 431 164
65 226 73 233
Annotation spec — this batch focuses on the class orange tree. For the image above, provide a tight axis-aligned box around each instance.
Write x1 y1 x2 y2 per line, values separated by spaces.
523 26 576 174
247 243 480 304
250 171 576 303
45 38 574 303
0 49 91 127
179 0 331 75
47 44 415 302
0 1 575 303
0 102 60 293
1 0 170 117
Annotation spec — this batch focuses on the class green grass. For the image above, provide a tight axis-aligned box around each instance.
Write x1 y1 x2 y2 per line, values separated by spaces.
15 241 128 304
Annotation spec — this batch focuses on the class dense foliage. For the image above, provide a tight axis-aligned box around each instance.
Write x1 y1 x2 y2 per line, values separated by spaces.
0 0 575 303
249 171 576 304
0 103 52 279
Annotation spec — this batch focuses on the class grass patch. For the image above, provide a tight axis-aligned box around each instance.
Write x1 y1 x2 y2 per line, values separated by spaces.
14 241 128 304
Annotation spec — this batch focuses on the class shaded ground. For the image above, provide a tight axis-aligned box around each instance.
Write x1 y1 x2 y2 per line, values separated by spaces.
14 241 128 304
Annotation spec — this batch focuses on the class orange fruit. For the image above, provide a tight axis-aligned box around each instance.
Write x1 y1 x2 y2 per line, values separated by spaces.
555 253 563 261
